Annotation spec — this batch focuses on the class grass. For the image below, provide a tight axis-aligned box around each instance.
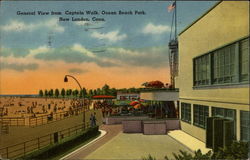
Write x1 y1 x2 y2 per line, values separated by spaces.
20 126 100 160
52 131 101 160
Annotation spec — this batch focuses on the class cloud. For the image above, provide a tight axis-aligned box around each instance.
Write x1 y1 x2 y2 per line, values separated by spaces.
68 68 88 74
34 44 119 67
0 47 30 57
0 62 39 72
91 30 127 43
1 44 168 69
142 23 171 34
71 44 96 58
0 18 64 33
104 46 169 68
28 46 50 56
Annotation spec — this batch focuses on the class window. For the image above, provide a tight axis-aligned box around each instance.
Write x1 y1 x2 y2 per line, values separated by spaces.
193 104 209 128
212 44 236 84
240 38 249 82
240 111 250 142
194 54 210 86
193 37 249 87
212 107 236 139
181 103 191 123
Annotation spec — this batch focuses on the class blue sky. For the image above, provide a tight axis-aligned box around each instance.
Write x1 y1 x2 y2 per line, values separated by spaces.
0 1 217 49
0 1 218 93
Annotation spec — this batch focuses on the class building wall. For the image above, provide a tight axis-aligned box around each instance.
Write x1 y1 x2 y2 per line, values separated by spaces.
177 1 249 142
177 1 249 104
179 99 247 142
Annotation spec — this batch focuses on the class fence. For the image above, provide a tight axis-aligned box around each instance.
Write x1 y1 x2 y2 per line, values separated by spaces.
0 123 90 159
0 117 25 126
0 108 85 127
29 109 84 127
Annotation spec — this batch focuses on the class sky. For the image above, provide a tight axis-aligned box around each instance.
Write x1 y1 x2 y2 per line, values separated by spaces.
0 1 218 94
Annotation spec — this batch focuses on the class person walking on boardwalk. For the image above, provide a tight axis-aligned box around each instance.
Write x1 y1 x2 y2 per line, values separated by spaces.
90 113 97 127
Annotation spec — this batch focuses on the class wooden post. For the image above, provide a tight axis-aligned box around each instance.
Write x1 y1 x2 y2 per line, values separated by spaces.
23 142 26 155
6 147 9 159
50 134 52 144
38 138 40 149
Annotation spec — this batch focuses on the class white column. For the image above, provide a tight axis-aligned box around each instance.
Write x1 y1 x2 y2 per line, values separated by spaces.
191 103 193 125
236 109 240 141
209 106 212 117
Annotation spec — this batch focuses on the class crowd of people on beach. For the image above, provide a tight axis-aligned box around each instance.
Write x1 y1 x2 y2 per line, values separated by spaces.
0 97 93 119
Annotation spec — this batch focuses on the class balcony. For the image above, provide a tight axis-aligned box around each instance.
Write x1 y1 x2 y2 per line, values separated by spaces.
140 88 179 101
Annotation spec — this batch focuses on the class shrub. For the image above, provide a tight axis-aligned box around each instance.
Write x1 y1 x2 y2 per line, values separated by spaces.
143 141 248 160
21 126 100 159
142 154 157 160
212 141 249 160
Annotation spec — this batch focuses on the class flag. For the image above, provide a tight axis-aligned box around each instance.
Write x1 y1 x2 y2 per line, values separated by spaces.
168 2 176 12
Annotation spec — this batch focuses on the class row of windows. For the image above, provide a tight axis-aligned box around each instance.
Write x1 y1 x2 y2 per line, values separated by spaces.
194 37 249 86
180 104 250 141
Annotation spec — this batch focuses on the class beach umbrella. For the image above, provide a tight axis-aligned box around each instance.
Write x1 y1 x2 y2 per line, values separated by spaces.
133 104 142 109
130 101 139 106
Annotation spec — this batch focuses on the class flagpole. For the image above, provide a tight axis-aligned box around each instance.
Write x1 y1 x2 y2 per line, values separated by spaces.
175 0 177 40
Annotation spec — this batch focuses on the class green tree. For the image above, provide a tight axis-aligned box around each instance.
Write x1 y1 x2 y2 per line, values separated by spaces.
66 89 72 97
88 89 93 98
61 88 65 98
102 84 110 95
128 87 136 93
79 88 87 98
97 88 101 95
110 88 117 96
55 89 59 98
45 89 48 97
39 90 44 97
93 89 97 96
73 89 79 97
69 89 72 96
49 89 54 97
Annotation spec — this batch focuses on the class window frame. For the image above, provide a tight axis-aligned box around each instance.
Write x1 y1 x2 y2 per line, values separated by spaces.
240 111 250 142
193 104 209 129
181 102 191 123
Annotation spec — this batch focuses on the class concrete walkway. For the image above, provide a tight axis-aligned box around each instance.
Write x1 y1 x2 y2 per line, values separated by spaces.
168 130 212 154
60 130 107 160
62 124 122 159
85 132 193 160
61 125 210 160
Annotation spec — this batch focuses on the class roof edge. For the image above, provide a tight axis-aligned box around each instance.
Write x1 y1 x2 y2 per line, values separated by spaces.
178 1 222 36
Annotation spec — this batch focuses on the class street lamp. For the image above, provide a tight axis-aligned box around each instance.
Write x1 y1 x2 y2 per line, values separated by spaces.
64 75 86 130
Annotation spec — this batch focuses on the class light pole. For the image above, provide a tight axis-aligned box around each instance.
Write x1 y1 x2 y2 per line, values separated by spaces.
64 75 86 130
